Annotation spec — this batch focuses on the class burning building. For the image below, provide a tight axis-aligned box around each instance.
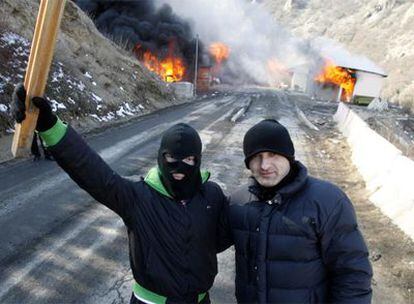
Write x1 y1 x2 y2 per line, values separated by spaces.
291 60 387 105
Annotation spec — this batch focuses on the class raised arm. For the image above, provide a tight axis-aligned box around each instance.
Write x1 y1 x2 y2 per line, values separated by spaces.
12 84 137 222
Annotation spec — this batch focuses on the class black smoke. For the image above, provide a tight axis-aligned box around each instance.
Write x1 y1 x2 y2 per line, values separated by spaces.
75 0 202 81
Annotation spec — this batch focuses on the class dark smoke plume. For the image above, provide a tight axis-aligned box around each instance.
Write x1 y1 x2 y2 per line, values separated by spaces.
75 0 201 80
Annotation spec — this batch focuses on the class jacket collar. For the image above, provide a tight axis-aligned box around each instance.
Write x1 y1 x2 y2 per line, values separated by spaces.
248 161 308 200
144 167 210 198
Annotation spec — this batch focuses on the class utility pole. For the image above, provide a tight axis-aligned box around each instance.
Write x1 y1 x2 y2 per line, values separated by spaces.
193 34 199 97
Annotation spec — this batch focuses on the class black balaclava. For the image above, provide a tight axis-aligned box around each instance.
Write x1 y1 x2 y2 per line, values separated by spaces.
157 123 202 201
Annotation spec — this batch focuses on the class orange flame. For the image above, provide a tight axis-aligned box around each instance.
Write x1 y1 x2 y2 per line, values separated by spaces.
209 42 230 76
315 61 356 101
267 59 287 74
142 51 185 83
209 42 230 64
267 58 291 87
135 42 186 83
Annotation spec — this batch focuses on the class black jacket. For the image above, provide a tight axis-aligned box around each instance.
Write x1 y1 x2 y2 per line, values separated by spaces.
49 127 230 302
229 161 372 304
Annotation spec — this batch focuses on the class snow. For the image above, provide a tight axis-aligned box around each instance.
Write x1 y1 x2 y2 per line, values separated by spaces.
51 66 64 82
0 32 30 48
91 93 102 102
116 104 134 117
0 32 147 137
0 75 11 93
50 99 67 111
101 112 115 122
77 81 85 91
89 114 102 122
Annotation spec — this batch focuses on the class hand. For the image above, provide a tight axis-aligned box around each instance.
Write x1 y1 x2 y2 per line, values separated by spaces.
11 84 57 132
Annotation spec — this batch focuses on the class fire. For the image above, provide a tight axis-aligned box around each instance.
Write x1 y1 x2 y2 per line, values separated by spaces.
267 58 291 87
134 43 185 83
142 52 185 83
315 61 356 101
209 42 230 75
209 42 230 64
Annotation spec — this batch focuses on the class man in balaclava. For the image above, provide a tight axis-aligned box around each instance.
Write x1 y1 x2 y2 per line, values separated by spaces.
157 123 202 202
11 84 231 304
228 119 372 304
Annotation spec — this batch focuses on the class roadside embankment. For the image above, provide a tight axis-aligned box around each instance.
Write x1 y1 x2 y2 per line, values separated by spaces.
334 102 414 241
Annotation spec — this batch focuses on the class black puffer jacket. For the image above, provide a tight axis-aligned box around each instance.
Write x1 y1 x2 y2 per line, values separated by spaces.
229 161 372 304
48 127 230 303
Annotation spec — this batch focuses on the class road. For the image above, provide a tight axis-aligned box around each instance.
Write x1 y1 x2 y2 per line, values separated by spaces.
0 88 413 303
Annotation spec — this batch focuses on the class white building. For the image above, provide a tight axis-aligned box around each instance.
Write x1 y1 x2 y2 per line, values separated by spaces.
290 63 387 104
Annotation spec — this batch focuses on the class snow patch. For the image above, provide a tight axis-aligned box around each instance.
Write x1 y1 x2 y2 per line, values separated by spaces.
101 112 115 122
92 93 102 102
77 81 85 91
0 32 30 48
89 114 102 122
116 104 134 117
51 66 64 82
84 71 93 79
50 99 67 111
0 104 8 112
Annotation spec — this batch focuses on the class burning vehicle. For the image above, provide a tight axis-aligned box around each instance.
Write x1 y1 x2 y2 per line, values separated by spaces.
74 1 234 95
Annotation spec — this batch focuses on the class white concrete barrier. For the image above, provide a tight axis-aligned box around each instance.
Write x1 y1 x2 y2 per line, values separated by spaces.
334 102 414 241
170 82 194 99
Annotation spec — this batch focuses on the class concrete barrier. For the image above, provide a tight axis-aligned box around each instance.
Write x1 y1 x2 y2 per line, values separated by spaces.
334 102 414 241
169 82 194 99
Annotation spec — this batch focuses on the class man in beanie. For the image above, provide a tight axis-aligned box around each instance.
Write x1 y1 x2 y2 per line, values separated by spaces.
11 84 230 304
228 119 372 304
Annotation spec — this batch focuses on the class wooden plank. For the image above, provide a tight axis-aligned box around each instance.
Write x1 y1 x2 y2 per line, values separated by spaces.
11 0 66 158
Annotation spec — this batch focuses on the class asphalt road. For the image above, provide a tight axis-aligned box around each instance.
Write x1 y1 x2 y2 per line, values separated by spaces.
1 88 408 303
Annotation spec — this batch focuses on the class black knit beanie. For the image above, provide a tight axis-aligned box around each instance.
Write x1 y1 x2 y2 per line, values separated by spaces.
243 119 295 168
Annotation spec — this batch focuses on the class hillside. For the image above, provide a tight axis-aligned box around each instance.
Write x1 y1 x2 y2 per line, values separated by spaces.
263 0 414 112
0 0 175 138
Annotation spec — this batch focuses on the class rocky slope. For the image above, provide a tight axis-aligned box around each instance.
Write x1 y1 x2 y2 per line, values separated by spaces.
0 0 175 137
263 0 414 112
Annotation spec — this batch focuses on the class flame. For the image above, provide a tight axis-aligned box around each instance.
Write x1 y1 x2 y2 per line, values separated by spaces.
209 42 230 76
142 52 185 83
267 58 288 75
135 43 185 83
209 42 230 64
267 58 291 87
315 61 356 101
